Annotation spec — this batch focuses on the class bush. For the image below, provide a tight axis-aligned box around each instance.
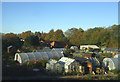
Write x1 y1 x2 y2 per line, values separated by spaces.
109 69 119 74
101 53 112 58
26 59 48 69
85 75 92 80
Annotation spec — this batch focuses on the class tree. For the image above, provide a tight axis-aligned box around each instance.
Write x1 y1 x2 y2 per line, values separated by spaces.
64 28 78 37
2 33 23 50
19 31 34 39
23 35 39 47
44 29 54 41
53 29 67 42
35 32 41 38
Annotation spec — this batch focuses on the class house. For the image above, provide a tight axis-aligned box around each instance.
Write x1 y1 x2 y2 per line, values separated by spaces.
102 54 120 71
50 41 71 48
80 45 99 51
14 50 64 63
58 57 80 73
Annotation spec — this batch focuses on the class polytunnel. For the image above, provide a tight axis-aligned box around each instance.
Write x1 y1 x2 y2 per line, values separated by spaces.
102 58 120 70
14 51 64 63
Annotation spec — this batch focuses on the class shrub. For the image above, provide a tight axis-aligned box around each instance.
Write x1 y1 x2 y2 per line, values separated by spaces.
109 69 119 74
85 75 92 80
26 59 48 69
101 53 112 58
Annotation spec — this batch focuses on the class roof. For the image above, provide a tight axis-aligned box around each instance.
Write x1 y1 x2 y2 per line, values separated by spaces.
48 59 57 64
114 54 120 58
103 58 120 70
52 48 66 51
104 48 119 51
58 57 75 66
80 45 99 49
70 46 78 49
15 51 64 63
88 57 100 66
74 57 88 64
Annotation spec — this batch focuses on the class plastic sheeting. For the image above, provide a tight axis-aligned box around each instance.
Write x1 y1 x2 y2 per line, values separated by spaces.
14 51 64 63
102 58 120 70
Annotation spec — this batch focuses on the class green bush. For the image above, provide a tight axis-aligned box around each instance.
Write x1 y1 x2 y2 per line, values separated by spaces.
85 75 92 80
25 59 48 69
118 72 120 80
109 69 119 74
101 53 112 58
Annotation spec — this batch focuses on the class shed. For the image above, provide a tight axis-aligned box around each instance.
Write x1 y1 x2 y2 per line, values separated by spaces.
58 57 79 72
46 59 63 73
114 54 120 58
70 46 78 50
14 51 64 63
102 58 120 70
46 59 57 72
80 45 99 50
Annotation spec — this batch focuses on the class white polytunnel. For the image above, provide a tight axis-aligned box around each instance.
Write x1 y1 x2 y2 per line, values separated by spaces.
14 51 64 63
102 58 120 70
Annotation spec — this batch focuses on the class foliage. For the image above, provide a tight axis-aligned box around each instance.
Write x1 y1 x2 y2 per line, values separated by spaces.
25 59 48 69
101 53 112 58
109 69 119 74
23 35 39 47
2 33 23 52
85 75 92 80
18 31 34 40
87 47 94 52
45 29 67 42
63 49 75 57
64 25 120 48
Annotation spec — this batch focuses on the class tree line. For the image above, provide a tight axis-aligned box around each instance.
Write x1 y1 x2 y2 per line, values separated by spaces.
2 24 120 53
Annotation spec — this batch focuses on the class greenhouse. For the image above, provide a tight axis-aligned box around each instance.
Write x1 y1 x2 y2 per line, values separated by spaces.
14 51 64 63
102 58 120 70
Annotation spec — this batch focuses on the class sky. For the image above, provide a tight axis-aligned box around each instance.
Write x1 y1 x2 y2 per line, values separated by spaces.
2 2 118 34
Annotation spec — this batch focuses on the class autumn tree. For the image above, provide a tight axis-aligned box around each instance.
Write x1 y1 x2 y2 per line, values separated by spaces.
44 29 54 41
53 29 67 42
18 31 34 40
